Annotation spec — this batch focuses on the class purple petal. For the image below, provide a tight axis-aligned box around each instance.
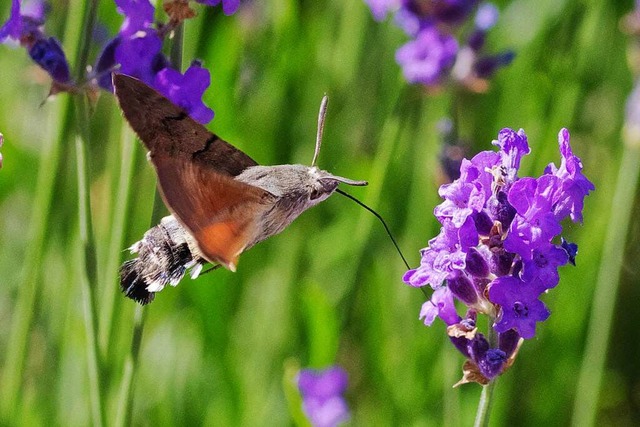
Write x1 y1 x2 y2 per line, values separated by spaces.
0 0 23 42
298 367 350 427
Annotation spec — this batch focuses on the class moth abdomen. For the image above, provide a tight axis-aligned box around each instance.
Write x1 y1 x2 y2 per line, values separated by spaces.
119 216 205 305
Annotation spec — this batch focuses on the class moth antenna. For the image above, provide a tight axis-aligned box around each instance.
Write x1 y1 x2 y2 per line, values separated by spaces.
336 189 410 270
311 95 329 167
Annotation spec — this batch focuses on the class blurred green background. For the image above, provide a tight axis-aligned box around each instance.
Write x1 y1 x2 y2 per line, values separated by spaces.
0 0 638 425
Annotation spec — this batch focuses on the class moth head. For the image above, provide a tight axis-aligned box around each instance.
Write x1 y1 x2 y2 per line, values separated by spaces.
308 166 367 203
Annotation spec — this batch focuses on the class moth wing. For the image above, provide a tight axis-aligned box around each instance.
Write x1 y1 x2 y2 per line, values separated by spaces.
112 73 257 176
153 155 275 270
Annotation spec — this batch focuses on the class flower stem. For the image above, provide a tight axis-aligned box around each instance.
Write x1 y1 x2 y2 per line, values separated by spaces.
473 379 497 427
72 0 105 424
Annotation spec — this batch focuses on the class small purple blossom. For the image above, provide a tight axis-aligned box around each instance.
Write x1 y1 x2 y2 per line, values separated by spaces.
298 367 350 427
488 276 550 339
195 0 241 16
367 1 514 89
154 61 215 124
405 127 592 383
0 132 4 169
0 0 72 84
395 26 458 85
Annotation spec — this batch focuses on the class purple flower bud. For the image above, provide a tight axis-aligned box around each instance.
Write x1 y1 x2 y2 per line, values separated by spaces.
465 247 489 277
561 237 578 266
498 329 520 357
195 0 241 16
474 51 515 79
472 211 493 235
28 36 71 83
0 132 4 169
493 128 531 172
467 29 486 51
298 367 350 427
448 272 478 305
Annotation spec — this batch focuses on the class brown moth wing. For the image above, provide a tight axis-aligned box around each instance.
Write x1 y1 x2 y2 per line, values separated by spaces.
153 155 276 270
112 73 257 176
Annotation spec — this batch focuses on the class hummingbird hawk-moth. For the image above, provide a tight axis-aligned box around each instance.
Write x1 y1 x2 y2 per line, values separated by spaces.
113 74 367 305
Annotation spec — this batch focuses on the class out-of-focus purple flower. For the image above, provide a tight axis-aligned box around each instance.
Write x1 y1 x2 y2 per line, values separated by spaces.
29 36 71 83
474 2 498 30
297 367 350 427
396 25 458 85
115 0 155 36
371 1 514 89
0 132 4 169
116 30 164 86
0 0 23 42
195 0 241 16
364 0 401 21
405 127 592 383
154 61 215 124
0 0 72 84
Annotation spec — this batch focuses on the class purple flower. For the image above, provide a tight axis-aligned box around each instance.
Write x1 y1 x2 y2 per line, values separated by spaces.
365 0 400 21
520 243 569 289
195 0 241 16
0 0 23 42
488 276 550 339
0 132 4 169
504 175 563 259
419 286 460 326
406 127 591 383
298 367 350 427
153 61 215 124
0 0 72 84
115 29 164 86
395 26 458 85
28 36 71 83
115 0 155 36
434 179 485 227
545 129 595 223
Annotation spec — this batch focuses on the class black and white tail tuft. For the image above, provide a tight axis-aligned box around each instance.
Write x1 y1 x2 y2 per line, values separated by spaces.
119 216 205 305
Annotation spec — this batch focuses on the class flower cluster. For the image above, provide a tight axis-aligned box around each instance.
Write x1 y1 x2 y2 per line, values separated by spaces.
0 0 72 85
0 0 239 124
297 367 350 427
403 128 594 384
365 0 514 90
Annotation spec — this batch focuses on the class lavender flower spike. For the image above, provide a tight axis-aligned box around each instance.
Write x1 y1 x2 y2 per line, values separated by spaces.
298 367 350 427
405 127 592 384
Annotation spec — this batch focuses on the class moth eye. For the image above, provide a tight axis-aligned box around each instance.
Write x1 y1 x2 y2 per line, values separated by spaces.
309 188 324 200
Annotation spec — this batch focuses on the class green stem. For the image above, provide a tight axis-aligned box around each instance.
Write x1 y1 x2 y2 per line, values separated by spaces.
99 123 138 359
474 380 497 427
0 96 71 423
0 0 98 422
571 138 640 427
73 0 104 424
